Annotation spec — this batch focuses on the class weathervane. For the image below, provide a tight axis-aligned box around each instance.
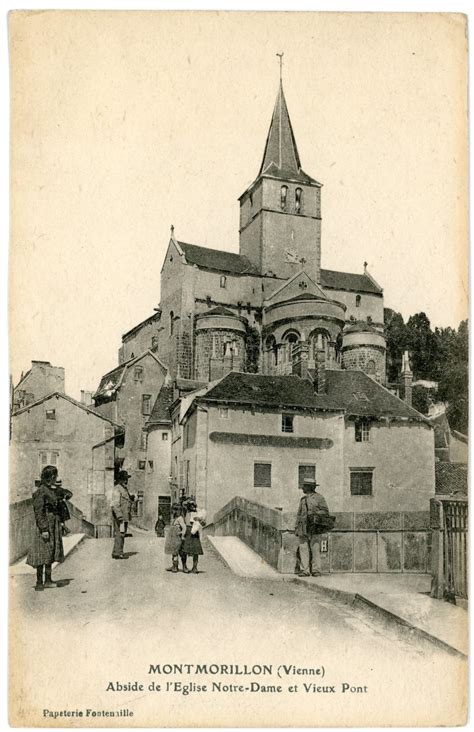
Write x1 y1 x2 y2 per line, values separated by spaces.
276 52 284 82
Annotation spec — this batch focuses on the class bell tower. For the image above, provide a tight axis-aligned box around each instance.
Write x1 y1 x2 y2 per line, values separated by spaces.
239 69 322 282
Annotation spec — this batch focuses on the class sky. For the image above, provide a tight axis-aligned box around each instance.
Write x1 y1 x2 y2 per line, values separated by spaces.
9 11 468 399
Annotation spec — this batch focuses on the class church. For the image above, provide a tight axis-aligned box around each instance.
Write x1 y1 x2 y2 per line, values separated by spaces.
93 78 434 573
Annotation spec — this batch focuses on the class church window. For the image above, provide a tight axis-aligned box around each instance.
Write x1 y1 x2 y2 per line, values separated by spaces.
355 419 370 442
170 311 174 335
220 275 227 289
280 185 288 210
138 460 146 471
356 295 361 308
281 414 294 433
140 431 148 450
350 468 374 496
366 359 376 376
142 394 152 416
295 188 303 213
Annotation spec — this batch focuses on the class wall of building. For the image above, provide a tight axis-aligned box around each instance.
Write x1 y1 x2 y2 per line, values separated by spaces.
119 314 162 364
342 419 435 513
323 289 384 326
341 346 386 382
144 425 172 529
13 362 65 411
114 355 167 503
185 404 345 521
10 396 114 522
159 240 187 376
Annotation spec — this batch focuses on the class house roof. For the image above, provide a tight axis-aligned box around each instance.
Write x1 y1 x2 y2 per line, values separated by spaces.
147 385 174 426
12 391 124 429
258 83 320 187
191 370 428 423
94 351 167 402
435 463 468 495
320 268 383 295
179 241 259 275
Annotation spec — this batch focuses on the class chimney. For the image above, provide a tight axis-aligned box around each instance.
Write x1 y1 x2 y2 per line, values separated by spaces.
81 390 93 406
400 350 413 407
315 348 327 394
292 342 310 381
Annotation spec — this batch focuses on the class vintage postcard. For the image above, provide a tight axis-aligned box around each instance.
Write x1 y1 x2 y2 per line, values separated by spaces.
8 10 468 727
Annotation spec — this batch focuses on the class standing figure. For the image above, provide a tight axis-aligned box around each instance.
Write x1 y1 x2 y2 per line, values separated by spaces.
164 503 186 572
26 465 65 591
111 470 135 559
53 478 73 535
295 478 329 577
154 512 166 537
181 496 206 574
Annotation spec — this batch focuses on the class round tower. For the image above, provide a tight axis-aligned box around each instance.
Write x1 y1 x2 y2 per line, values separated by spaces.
194 307 246 381
341 322 386 382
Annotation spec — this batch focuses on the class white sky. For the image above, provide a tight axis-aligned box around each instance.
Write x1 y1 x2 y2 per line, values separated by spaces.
9 11 468 398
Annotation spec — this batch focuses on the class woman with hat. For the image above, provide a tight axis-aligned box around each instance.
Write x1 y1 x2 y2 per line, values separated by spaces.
26 465 65 591
181 496 206 574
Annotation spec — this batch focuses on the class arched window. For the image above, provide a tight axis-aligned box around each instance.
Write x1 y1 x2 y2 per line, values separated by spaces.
295 188 303 213
280 185 288 210
283 329 300 345
265 335 278 366
356 294 361 308
220 275 227 289
366 359 376 376
309 329 331 359
170 311 174 336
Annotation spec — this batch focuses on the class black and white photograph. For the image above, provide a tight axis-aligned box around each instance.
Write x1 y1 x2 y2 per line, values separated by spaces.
7 10 468 727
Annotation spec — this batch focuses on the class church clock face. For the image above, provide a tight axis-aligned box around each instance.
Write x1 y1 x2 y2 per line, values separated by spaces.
285 248 298 263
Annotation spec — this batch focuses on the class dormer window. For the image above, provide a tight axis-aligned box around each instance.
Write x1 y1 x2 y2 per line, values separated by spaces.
220 275 227 289
295 188 303 213
280 185 288 210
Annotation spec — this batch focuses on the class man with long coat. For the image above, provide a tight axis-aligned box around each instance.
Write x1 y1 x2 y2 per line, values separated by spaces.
111 470 135 559
295 477 329 577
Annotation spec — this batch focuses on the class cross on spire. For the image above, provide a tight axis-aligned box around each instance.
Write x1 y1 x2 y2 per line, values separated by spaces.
276 52 284 83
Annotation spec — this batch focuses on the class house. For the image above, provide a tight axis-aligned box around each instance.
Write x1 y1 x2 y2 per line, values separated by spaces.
429 409 468 464
143 384 174 528
10 392 124 529
93 350 168 511
13 360 65 412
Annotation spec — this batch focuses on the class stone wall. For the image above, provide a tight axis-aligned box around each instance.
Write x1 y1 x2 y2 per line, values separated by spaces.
194 329 245 381
211 496 431 574
341 344 386 380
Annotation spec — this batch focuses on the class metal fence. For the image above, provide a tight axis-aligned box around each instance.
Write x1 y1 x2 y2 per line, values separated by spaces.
431 496 468 601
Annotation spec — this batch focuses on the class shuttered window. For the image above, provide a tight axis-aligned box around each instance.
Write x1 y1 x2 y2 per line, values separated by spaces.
350 469 373 496
254 462 272 488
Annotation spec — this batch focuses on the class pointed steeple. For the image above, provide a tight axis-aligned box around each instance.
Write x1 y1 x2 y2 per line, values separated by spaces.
258 82 319 185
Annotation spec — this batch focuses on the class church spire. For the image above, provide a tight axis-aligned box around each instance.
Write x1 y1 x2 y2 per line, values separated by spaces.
259 81 302 179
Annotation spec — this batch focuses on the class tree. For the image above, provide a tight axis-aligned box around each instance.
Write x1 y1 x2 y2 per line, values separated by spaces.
384 308 407 382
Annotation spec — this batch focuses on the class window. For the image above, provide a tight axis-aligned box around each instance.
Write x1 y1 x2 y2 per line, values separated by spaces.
219 407 229 419
151 335 158 350
39 450 60 472
162 432 169 441
148 460 154 471
281 414 294 433
350 469 374 496
220 275 227 289
254 462 272 487
138 460 146 470
355 419 370 442
298 464 316 489
170 311 174 336
366 359 376 376
280 185 288 210
142 394 152 415
295 187 303 213
45 409 56 420
356 294 361 308
134 366 143 382
140 432 148 450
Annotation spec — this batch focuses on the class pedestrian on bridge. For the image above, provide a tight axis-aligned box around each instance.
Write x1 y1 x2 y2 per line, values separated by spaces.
27 465 65 591
295 478 330 577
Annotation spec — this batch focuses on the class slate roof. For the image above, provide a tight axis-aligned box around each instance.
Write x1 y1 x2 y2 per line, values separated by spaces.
196 370 428 422
94 363 126 401
196 306 240 318
147 385 174 426
12 391 124 428
179 242 259 275
435 463 468 495
320 269 382 295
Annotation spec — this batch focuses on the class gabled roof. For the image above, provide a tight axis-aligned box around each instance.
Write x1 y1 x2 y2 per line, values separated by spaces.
435 463 468 495
196 306 238 318
147 385 174 426
187 370 428 423
12 391 124 428
258 83 320 187
179 241 259 275
264 269 328 306
93 351 167 402
320 268 383 295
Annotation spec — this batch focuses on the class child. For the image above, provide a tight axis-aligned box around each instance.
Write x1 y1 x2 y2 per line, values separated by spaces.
182 497 206 574
164 503 186 573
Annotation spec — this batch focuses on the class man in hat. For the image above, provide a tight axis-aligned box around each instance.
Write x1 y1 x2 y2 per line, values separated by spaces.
295 477 329 577
111 470 135 559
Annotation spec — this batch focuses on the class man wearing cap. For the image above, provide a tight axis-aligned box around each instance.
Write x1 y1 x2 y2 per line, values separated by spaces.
111 470 135 559
295 478 329 577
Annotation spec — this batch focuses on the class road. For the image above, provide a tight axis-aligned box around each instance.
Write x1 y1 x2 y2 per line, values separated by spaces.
10 533 467 727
